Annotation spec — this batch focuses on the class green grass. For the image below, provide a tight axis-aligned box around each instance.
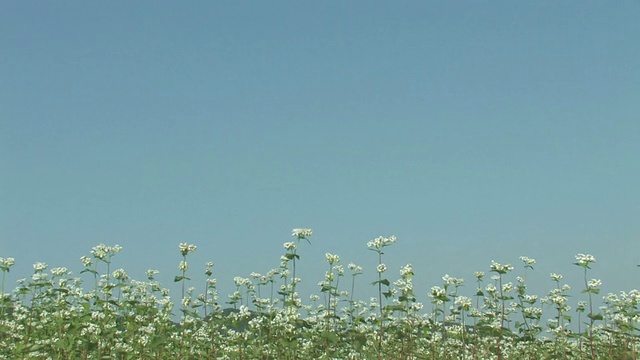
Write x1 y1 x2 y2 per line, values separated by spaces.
0 230 638 359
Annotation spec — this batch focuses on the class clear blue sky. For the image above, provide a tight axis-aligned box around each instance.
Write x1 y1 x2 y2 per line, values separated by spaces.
1 2 639 307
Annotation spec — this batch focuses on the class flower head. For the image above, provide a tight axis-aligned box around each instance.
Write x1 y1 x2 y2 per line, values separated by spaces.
490 260 513 274
325 253 340 264
178 261 188 272
179 243 197 256
367 235 397 251
292 228 313 239
519 256 536 268
0 257 15 272
574 253 596 268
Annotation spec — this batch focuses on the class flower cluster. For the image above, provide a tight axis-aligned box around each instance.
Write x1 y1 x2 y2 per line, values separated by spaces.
490 260 514 274
366 235 397 251
292 228 313 239
0 257 15 272
91 243 122 260
179 243 197 256
325 253 340 264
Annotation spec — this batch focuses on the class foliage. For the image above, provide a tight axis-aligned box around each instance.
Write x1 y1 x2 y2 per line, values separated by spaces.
0 232 638 359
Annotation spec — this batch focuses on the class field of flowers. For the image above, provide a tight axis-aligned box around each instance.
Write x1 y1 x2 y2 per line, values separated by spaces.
0 229 638 359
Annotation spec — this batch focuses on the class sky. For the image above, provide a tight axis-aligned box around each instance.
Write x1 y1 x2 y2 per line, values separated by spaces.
1 2 639 312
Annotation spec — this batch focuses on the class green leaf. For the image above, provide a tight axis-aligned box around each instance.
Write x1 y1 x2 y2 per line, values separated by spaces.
174 276 184 282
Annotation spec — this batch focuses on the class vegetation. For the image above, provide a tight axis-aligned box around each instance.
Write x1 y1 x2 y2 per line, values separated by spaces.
0 229 638 359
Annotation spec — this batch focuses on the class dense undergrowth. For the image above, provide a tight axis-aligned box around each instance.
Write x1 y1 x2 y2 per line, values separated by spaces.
1 229 638 359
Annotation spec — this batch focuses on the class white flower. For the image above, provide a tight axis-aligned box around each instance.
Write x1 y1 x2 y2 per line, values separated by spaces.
490 260 513 274
0 257 15 270
455 296 472 309
33 262 48 272
178 261 188 272
587 278 602 288
283 242 296 251
51 267 69 277
91 244 122 260
376 263 387 273
112 269 128 280
348 263 362 274
550 273 563 282
146 269 159 279
430 286 447 302
575 253 596 266
400 264 413 277
519 256 536 267
179 243 197 256
292 228 313 239
442 274 464 286
502 282 513 293
80 256 92 267
367 235 397 250
325 253 340 264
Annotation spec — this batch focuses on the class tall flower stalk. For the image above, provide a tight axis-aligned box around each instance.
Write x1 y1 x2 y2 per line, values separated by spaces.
367 235 396 360
574 253 600 360
490 260 514 360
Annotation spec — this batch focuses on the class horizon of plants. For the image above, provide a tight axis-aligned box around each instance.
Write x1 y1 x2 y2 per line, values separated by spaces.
0 229 638 359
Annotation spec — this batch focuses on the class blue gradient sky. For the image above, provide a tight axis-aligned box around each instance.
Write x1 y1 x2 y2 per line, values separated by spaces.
2 2 639 307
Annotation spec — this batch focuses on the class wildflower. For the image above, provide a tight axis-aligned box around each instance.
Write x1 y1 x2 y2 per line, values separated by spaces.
394 278 413 292
348 262 363 274
400 264 413 278
519 256 536 268
0 257 15 271
324 271 335 282
442 274 464 286
325 253 340 264
574 253 596 268
430 286 448 303
91 244 108 259
33 262 48 272
80 256 92 267
490 260 513 274
550 273 563 282
502 282 513 293
50 267 69 277
146 269 159 279
577 301 587 312
474 271 484 280
112 269 128 281
283 242 296 251
587 278 602 288
205 262 215 276
178 261 188 272
91 244 121 260
376 263 387 273
486 284 497 295
455 296 472 310
179 243 197 256
292 228 313 239
367 235 397 250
